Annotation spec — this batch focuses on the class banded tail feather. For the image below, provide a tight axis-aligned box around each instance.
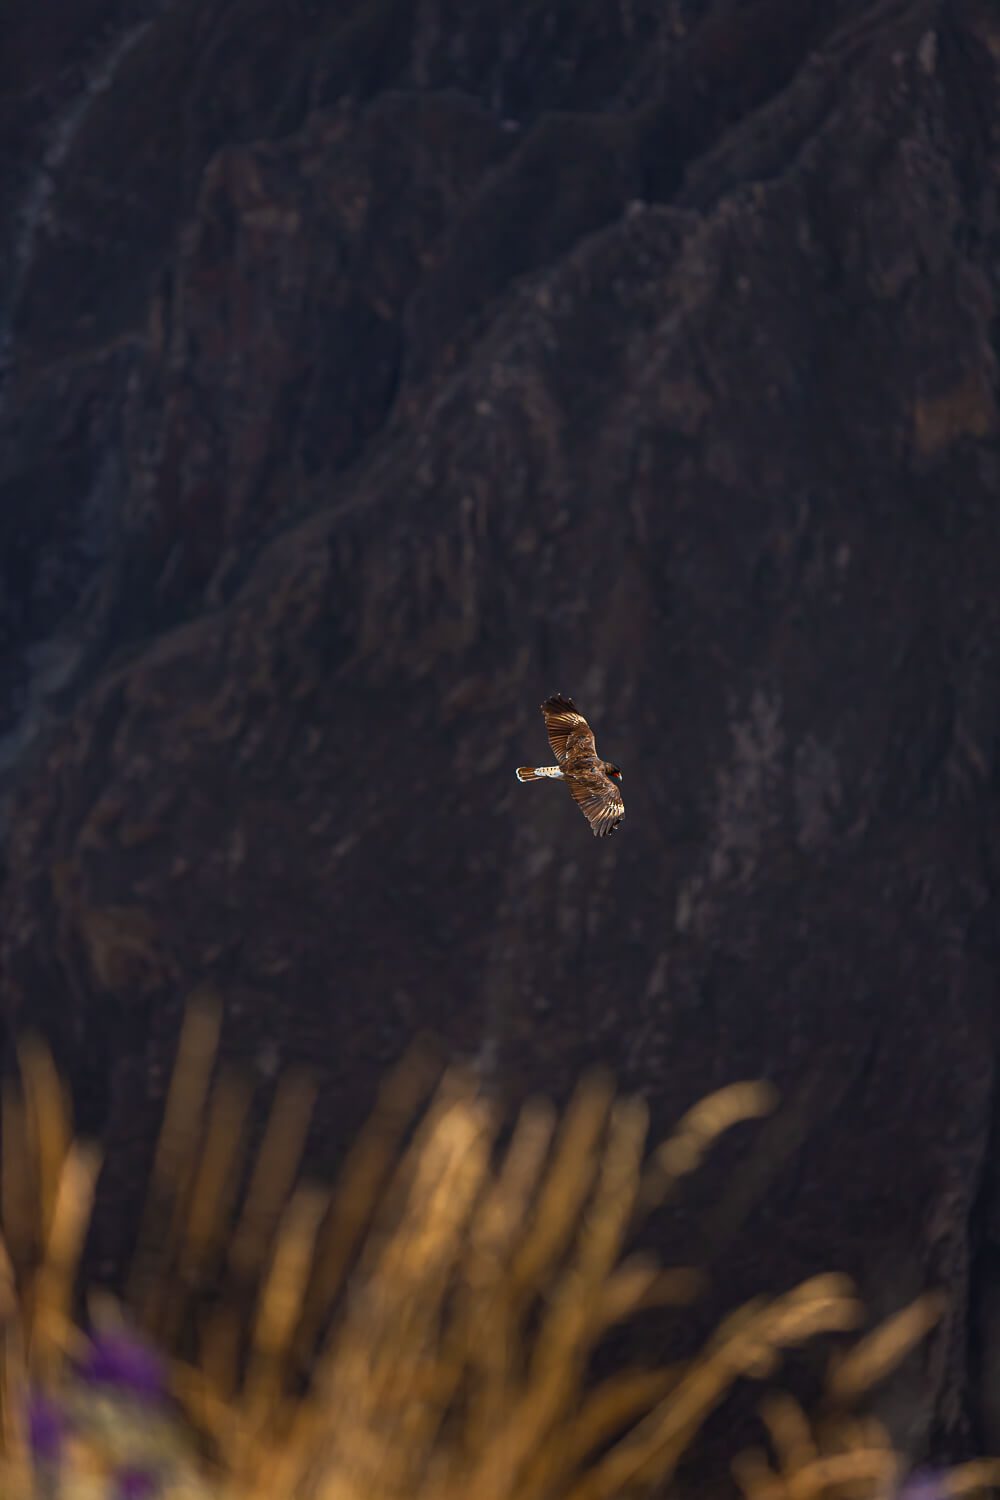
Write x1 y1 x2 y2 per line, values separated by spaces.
516 765 564 782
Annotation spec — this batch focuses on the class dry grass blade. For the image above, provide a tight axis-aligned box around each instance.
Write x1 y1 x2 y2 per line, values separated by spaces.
1 1091 34 1272
734 1444 793 1500
759 1392 820 1481
181 1070 254 1283
594 1258 703 1332
16 1037 72 1251
369 1078 493 1290
0 1235 28 1479
509 1070 616 1297
943 1460 1000 1495
225 1073 319 1290
30 1143 102 1383
785 1449 899 1498
639 1081 779 1214
826 1292 947 1407
129 996 223 1325
223 1185 330 1489
250 1185 329 1389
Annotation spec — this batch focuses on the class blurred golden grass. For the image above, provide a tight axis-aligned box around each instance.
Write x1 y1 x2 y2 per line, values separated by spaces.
0 995 996 1500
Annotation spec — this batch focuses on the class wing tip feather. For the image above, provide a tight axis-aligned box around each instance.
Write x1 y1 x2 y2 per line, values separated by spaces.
541 692 576 713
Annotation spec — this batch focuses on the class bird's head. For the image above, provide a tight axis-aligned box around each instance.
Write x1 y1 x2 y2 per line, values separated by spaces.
604 762 623 782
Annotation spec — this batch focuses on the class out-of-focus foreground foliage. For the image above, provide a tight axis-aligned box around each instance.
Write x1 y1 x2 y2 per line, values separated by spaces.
0 998 996 1500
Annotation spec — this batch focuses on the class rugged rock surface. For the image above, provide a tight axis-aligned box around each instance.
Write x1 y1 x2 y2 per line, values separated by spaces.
3 0 1000 1480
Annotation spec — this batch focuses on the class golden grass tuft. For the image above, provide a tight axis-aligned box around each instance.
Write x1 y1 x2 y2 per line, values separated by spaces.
0 995 995 1500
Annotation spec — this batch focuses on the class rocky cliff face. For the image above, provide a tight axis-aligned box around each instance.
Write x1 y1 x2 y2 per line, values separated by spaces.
3 0 1000 1477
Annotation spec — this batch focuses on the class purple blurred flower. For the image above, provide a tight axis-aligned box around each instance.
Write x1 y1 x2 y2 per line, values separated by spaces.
116 1466 161 1500
78 1328 167 1404
27 1392 65 1464
898 1470 947 1500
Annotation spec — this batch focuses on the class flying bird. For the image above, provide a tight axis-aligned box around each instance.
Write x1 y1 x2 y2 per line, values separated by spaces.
516 694 624 837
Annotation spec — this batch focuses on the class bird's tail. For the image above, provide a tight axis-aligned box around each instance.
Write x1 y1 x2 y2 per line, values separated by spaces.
516 765 563 781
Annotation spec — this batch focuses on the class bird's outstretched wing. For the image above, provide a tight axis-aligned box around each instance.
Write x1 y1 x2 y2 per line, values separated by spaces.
567 773 625 838
541 694 595 764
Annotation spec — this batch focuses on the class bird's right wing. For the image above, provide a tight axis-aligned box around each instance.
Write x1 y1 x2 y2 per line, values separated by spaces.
567 774 625 838
541 694 595 763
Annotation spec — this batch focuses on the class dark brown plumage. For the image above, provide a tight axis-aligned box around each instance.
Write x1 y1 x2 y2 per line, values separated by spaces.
515 694 624 837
